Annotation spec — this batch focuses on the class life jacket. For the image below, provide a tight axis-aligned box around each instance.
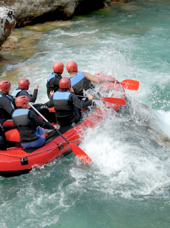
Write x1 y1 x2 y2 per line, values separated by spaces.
12 109 39 143
70 72 92 95
53 91 75 123
12 88 28 98
46 72 62 97
0 92 14 122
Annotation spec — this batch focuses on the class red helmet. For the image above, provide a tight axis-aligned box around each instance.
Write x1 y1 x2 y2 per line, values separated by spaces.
18 78 30 90
0 80 11 94
53 62 64 74
15 95 30 108
66 61 78 72
59 77 71 89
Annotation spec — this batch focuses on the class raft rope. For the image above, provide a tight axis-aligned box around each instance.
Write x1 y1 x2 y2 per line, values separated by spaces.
0 146 57 158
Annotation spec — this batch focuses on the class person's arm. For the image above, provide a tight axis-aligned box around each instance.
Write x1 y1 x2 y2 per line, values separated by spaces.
30 84 39 102
30 89 38 102
28 110 54 129
46 96 54 108
70 93 92 109
84 72 104 84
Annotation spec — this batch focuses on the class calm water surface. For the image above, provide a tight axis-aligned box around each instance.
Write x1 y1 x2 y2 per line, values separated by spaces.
0 0 170 227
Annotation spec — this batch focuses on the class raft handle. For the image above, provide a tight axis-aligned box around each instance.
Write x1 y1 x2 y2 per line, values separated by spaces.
58 143 64 150
20 157 28 165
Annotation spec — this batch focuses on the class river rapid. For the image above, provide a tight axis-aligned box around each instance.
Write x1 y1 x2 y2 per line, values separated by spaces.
0 0 170 227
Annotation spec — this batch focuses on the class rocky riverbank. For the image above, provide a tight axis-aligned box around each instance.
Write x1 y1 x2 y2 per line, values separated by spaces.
1 0 105 28
0 0 131 49
0 0 104 49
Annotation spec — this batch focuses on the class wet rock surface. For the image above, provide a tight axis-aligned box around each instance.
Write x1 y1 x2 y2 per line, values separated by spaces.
1 0 105 28
0 0 105 49
0 0 131 49
0 7 16 49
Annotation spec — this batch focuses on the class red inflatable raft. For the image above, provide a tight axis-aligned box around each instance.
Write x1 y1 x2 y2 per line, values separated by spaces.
0 78 137 177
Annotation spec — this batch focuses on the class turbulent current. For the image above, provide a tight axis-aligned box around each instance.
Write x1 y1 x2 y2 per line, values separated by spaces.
0 0 170 227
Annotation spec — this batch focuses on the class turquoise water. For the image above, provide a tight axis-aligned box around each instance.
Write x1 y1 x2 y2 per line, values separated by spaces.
1 0 170 227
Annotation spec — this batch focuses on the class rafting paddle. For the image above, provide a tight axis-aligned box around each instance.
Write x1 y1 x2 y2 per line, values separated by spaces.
109 79 140 91
77 96 126 106
29 103 92 164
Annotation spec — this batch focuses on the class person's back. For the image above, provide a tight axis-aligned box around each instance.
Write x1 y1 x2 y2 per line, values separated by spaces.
66 61 92 96
46 62 64 99
48 77 93 126
12 96 54 149
66 61 104 96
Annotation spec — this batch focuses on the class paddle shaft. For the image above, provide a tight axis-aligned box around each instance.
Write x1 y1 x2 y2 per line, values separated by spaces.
77 95 98 100
77 95 118 101
77 95 126 105
108 81 120 84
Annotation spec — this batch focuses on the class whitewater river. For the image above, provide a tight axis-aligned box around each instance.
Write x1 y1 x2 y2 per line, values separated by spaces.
0 0 170 227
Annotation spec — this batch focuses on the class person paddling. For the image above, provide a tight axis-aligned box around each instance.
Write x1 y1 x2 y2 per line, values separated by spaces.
12 96 55 149
66 61 105 96
47 77 93 127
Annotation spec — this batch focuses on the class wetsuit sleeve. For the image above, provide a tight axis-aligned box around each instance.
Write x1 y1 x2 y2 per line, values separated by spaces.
70 93 92 109
28 110 54 129
29 89 38 102
19 89 38 102
46 96 54 108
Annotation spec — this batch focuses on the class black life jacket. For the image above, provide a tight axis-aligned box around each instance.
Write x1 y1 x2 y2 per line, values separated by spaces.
70 72 93 95
53 91 75 125
12 109 38 143
0 92 14 123
46 72 62 97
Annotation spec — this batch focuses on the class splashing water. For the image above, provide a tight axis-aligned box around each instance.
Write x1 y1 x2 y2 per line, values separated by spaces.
0 1 170 227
